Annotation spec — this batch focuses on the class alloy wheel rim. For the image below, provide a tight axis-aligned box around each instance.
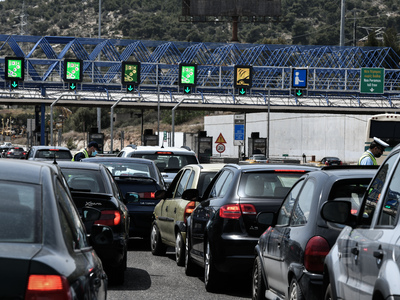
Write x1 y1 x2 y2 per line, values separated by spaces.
252 264 259 298
176 233 182 261
205 242 210 283
290 282 297 300
151 226 157 250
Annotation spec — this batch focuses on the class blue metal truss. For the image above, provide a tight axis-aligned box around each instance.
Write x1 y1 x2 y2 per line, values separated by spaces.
0 34 399 98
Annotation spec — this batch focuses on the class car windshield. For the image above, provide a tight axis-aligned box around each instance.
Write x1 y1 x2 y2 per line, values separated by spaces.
37 149 72 159
238 171 305 198
131 153 198 172
61 169 106 193
0 181 41 243
98 161 156 179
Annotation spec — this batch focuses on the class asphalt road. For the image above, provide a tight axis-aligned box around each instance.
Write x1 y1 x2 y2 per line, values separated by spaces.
108 238 252 300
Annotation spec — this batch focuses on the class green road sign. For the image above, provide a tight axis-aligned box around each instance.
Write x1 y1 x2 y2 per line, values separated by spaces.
5 57 24 81
179 64 197 86
238 88 247 95
69 82 77 91
360 68 384 94
64 59 83 82
122 62 140 85
10 80 19 89
126 84 135 93
183 86 192 94
295 89 304 97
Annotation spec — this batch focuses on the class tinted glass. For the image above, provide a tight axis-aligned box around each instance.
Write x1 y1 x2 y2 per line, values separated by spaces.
197 171 218 197
276 179 305 226
0 181 40 243
99 161 156 179
238 171 305 198
360 153 398 226
291 179 315 226
37 149 72 159
131 153 198 171
378 159 400 227
61 168 106 193
210 170 232 198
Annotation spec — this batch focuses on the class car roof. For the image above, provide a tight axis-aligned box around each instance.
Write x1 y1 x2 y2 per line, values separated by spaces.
121 145 196 154
54 161 103 171
225 163 319 172
184 163 226 172
30 146 71 151
82 156 156 165
0 160 60 184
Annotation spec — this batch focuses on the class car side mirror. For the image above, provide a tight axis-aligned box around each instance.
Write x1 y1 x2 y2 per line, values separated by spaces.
182 189 199 201
81 207 102 222
125 192 140 203
321 201 353 225
90 225 114 246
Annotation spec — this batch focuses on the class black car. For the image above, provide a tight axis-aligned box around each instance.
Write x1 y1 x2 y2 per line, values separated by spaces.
56 161 130 285
252 166 377 300
320 157 342 166
4 146 27 159
82 157 166 238
0 159 109 299
185 163 318 292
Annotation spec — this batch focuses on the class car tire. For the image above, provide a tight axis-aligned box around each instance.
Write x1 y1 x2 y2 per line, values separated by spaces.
289 278 304 300
175 231 185 266
150 223 166 256
185 231 199 276
324 283 333 300
204 240 220 292
252 256 266 300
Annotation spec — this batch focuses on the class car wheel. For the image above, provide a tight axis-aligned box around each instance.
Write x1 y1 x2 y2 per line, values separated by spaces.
252 256 266 300
204 240 220 292
175 231 185 266
289 278 304 300
185 231 199 276
150 223 166 256
324 283 333 300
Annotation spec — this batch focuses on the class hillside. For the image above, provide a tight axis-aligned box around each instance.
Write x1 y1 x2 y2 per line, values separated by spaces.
0 0 398 46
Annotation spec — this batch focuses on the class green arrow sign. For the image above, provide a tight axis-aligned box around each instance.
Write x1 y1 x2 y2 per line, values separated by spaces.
11 81 18 89
296 89 303 97
69 83 76 90
239 88 246 95
127 85 134 92
184 86 191 94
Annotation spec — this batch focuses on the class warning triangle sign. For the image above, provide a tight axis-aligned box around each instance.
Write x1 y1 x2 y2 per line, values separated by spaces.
215 133 226 144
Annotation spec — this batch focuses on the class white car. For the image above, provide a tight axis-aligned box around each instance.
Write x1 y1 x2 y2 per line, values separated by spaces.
117 145 199 186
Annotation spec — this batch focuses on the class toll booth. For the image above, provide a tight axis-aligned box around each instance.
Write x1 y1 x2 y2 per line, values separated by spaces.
196 131 213 163
88 131 104 153
143 129 158 146
248 132 267 158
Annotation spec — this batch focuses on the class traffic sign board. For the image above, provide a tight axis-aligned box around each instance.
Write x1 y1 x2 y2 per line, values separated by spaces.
64 59 83 83
126 84 135 93
179 64 197 86
234 65 252 88
292 69 307 88
360 68 384 94
216 143 225 153
234 124 244 141
215 133 226 144
183 86 192 94
68 82 77 91
10 80 19 89
5 57 24 81
122 62 141 85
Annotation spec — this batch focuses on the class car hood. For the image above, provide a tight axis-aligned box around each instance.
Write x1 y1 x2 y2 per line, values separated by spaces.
0 243 42 298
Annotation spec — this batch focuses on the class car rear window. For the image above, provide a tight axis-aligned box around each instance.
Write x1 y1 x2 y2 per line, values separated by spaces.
100 161 156 179
37 149 72 160
0 181 40 243
238 171 305 198
131 153 198 171
61 169 106 193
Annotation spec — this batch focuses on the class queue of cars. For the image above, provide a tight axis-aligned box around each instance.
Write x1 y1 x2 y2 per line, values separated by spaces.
5 141 400 299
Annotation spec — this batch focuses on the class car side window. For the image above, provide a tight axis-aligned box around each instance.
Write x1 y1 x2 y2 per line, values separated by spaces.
378 154 400 227
277 179 305 226
186 171 195 189
209 170 233 198
55 179 89 250
359 153 398 227
291 179 315 226
175 169 191 198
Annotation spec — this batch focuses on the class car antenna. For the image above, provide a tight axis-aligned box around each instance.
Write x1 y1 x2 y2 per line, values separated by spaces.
52 153 58 165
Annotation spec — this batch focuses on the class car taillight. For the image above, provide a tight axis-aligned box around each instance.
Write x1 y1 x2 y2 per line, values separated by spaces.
25 274 71 300
325 161 329 165
94 210 121 226
184 201 196 224
138 192 155 198
304 236 330 273
219 203 257 219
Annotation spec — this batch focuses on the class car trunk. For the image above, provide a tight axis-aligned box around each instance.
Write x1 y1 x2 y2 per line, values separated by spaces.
0 244 41 298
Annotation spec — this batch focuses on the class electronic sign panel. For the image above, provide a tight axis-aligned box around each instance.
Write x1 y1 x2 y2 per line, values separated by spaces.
234 65 252 88
5 57 24 81
179 64 197 86
122 62 141 85
63 59 83 82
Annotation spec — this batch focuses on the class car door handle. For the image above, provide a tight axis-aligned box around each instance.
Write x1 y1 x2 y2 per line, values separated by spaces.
166 206 168 212
174 207 177 214
373 249 383 259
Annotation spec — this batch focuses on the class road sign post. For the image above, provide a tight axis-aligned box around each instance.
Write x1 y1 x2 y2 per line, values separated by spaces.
360 68 384 94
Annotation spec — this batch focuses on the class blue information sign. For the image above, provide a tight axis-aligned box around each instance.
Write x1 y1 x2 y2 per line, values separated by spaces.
292 69 307 88
234 124 245 141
